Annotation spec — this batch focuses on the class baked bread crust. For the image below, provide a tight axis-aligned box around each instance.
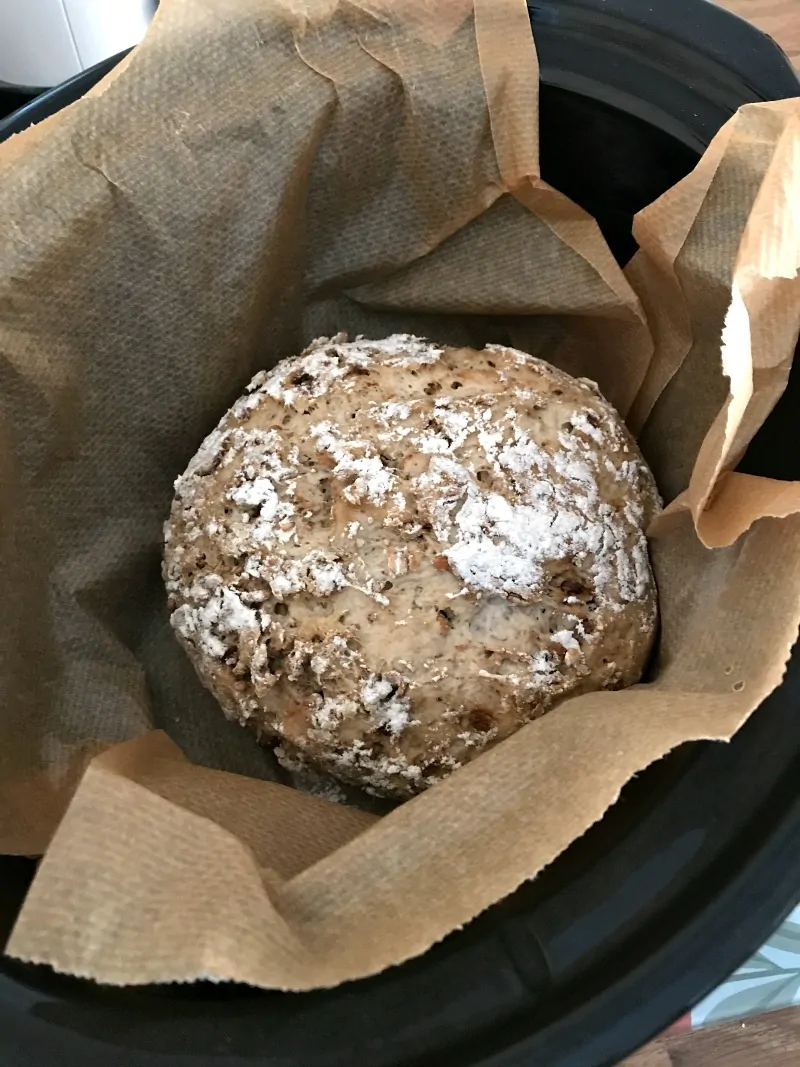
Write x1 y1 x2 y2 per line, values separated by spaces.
164 335 660 797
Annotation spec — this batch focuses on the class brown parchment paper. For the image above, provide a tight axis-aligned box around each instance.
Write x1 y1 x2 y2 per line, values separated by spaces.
2 0 800 989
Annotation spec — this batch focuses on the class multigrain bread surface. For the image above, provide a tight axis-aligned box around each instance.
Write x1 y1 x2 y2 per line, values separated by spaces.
164 335 660 797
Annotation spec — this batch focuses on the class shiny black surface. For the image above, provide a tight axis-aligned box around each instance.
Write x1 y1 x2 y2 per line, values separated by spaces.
0 88 31 122
0 52 125 138
533 0 800 147
1 2 799 1066
533 0 800 261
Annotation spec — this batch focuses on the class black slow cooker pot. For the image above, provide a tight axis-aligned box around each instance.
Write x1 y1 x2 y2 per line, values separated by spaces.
1 2 799 1065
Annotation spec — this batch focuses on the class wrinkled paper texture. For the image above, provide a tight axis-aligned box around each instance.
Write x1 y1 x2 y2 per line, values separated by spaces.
1 0 799 989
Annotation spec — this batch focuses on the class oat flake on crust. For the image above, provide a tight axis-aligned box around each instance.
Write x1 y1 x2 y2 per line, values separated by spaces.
164 334 661 798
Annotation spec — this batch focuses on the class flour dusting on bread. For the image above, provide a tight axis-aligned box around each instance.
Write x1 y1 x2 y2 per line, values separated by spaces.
164 335 660 797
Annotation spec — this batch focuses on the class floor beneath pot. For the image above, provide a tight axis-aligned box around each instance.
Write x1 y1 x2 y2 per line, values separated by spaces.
722 0 800 65
625 1006 800 1066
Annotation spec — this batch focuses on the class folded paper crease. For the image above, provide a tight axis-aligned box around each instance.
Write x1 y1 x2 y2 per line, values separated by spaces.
2 0 800 991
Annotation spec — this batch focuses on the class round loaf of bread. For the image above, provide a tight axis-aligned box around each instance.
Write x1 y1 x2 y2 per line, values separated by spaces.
164 335 660 798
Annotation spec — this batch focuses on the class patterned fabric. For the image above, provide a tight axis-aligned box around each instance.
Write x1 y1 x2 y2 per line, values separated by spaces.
691 905 800 1027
